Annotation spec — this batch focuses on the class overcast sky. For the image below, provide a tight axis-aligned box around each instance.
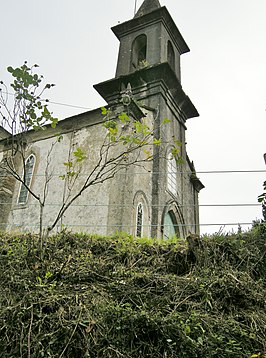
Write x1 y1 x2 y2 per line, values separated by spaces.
1 0 266 235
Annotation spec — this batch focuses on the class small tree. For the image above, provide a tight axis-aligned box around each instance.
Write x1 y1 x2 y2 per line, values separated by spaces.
0 62 58 242
0 63 181 245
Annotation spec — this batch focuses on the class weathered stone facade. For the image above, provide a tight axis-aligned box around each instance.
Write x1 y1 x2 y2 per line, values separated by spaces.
0 0 204 238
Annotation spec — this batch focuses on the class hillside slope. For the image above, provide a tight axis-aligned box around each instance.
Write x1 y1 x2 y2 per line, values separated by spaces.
0 224 266 357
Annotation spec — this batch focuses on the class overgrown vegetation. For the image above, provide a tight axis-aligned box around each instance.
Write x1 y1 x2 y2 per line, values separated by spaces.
1 223 266 357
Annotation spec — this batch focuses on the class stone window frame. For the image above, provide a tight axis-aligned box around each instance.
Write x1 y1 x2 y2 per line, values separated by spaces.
163 210 179 240
17 154 36 205
131 34 147 70
136 202 144 237
161 200 187 239
133 191 150 238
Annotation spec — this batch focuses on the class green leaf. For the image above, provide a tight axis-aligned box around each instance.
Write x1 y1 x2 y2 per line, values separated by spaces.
51 118 58 129
73 147 87 162
171 147 180 158
108 127 118 136
162 118 171 125
176 157 184 165
153 138 161 145
67 171 76 177
43 106 50 117
144 150 151 158
7 66 14 73
118 112 130 122
101 107 108 115
120 135 132 145
103 120 117 130
174 139 182 147
30 112 37 120
64 161 73 168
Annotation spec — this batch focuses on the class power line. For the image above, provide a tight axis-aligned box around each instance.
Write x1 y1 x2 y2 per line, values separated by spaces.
0 170 265 177
48 100 91 110
0 202 261 207
197 170 266 174
0 90 92 111
0 222 256 228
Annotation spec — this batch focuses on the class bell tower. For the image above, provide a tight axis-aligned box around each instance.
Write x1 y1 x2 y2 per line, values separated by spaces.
113 0 189 82
94 0 204 238
94 0 198 119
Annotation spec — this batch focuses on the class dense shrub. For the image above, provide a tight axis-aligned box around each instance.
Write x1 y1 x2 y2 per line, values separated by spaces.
0 224 266 357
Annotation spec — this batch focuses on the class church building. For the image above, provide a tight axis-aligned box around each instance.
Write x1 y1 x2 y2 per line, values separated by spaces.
0 0 204 238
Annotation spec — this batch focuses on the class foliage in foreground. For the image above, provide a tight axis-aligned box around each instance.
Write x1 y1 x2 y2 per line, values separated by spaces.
0 223 266 357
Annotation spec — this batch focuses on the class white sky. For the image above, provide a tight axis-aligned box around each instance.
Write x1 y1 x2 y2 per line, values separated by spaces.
1 0 266 235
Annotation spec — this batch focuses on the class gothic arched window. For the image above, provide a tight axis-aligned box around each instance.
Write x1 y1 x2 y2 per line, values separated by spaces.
131 34 147 70
167 41 175 71
18 154 35 204
167 151 177 196
136 203 144 237
163 210 179 239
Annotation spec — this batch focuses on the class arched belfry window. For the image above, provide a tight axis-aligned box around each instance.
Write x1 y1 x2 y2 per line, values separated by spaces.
167 151 177 196
136 203 144 237
131 34 147 70
18 154 35 204
167 41 175 71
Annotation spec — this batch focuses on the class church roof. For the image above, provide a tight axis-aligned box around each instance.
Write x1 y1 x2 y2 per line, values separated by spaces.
134 0 161 18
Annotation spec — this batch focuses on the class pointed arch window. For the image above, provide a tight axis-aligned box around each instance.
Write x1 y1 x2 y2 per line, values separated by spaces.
131 34 147 70
136 203 143 237
163 210 179 239
18 154 35 204
167 41 175 71
167 151 177 196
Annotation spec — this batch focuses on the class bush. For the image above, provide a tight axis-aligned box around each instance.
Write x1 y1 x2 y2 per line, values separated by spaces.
0 226 266 357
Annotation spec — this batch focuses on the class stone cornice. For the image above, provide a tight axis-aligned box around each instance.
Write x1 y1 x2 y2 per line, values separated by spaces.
94 62 199 121
112 6 189 55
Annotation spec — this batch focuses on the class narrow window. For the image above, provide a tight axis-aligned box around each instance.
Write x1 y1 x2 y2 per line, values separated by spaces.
136 203 143 237
167 152 177 196
18 154 35 204
131 34 147 70
167 41 175 71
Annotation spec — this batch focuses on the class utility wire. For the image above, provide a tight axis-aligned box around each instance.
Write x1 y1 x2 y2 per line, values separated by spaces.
0 222 256 228
48 100 91 110
0 90 92 111
0 203 261 207
197 170 266 174
0 170 265 177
